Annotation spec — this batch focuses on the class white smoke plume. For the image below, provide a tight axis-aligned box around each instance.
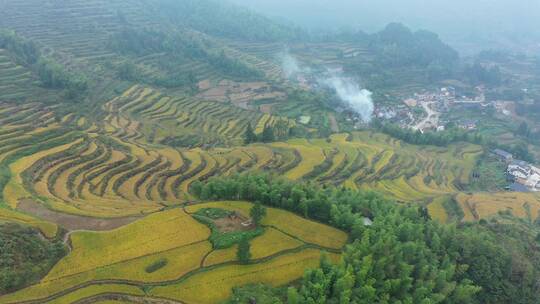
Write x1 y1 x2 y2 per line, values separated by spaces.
278 50 374 122
278 49 310 79
324 76 374 123
279 51 302 78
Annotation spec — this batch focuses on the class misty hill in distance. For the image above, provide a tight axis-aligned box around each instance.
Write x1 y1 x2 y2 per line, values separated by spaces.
231 0 540 55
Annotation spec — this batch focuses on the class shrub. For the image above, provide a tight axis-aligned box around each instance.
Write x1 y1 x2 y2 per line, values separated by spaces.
145 258 168 273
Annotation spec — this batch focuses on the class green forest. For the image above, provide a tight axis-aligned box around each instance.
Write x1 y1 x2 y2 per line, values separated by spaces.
194 174 540 304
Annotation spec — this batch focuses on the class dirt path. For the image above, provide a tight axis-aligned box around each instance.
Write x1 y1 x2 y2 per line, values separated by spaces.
74 294 185 304
328 113 340 133
17 199 141 231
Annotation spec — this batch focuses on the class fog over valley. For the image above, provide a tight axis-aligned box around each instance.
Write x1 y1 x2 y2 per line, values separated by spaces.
231 0 540 54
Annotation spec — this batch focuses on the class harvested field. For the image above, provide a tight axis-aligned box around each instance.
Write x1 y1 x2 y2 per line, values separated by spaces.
17 199 141 231
0 207 58 238
213 213 254 233
456 192 540 221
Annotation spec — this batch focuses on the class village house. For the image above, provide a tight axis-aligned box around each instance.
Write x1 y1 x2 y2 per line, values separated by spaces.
506 159 540 191
458 119 478 130
507 160 531 179
493 149 513 163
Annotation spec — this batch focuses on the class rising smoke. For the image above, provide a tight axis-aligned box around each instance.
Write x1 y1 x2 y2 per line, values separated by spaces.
279 50 374 122
278 50 308 78
324 76 374 123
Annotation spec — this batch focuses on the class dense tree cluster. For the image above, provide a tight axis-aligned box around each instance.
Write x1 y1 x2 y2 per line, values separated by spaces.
36 59 88 97
237 237 251 264
465 62 503 86
372 120 484 147
0 223 66 294
0 30 87 98
369 23 459 69
244 120 293 144
0 30 39 64
116 60 197 89
374 121 535 163
194 174 540 304
340 23 461 90
515 102 540 122
249 202 267 226
108 27 262 82
148 0 304 42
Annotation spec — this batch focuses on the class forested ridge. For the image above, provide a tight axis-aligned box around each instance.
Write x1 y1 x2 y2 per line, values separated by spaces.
142 0 304 42
194 174 540 304
0 30 88 99
0 224 66 295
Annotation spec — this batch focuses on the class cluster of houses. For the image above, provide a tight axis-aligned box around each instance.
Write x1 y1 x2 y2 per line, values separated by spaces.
398 86 501 133
374 105 413 123
493 149 540 192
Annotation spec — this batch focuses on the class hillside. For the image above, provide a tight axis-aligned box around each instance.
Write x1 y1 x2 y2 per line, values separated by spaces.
0 1 539 303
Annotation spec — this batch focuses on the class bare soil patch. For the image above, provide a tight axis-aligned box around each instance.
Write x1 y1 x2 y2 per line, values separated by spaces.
197 80 286 107
213 213 254 233
328 113 339 133
17 199 141 231
259 104 274 114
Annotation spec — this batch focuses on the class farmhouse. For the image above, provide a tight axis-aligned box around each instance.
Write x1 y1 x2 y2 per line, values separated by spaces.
506 160 540 191
458 119 478 130
508 160 531 179
493 149 513 162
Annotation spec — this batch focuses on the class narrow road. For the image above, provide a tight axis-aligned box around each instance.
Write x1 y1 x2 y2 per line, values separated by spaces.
412 101 440 132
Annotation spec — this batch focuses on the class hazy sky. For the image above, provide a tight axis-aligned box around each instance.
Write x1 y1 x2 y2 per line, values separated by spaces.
230 0 540 53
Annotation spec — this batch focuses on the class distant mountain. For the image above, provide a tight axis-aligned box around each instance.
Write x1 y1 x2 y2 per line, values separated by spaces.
229 0 540 55
141 0 304 42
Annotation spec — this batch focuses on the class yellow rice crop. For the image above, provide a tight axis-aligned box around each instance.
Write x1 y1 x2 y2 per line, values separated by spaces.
250 227 304 259
255 114 271 133
272 140 325 180
45 209 210 280
203 246 238 267
427 196 449 223
0 280 144 304
4 138 83 208
41 284 144 304
150 249 340 304
93 241 211 282
458 192 540 220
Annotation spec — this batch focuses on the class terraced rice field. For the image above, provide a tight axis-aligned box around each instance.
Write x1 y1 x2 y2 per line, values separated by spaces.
456 192 540 222
0 49 47 101
427 196 450 223
103 85 295 147
0 85 485 223
0 0 291 116
0 84 501 303
0 202 345 304
0 0 524 302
